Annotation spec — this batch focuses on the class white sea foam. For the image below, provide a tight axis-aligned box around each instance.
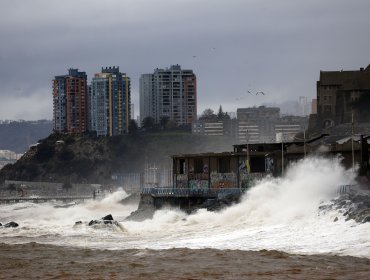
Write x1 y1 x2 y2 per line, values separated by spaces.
1 157 369 258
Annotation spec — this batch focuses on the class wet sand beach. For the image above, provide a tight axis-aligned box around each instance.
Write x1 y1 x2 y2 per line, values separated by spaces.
0 243 369 280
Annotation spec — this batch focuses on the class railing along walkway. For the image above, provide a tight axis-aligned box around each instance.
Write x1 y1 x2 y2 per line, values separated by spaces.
0 195 93 204
141 187 246 198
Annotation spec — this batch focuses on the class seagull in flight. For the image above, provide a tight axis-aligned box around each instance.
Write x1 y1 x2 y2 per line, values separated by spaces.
255 91 265 95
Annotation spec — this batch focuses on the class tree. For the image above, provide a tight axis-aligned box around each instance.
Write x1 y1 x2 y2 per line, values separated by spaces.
128 119 139 134
58 147 75 161
141 117 156 131
166 120 177 130
217 105 230 120
35 142 55 162
199 108 217 121
159 116 170 129
217 105 224 119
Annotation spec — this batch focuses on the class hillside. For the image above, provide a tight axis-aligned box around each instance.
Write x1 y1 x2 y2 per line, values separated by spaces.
0 120 53 153
0 132 236 184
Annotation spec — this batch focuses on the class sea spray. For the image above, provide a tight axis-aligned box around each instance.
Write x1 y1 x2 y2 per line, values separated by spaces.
0 157 369 257
121 156 370 256
164 156 357 228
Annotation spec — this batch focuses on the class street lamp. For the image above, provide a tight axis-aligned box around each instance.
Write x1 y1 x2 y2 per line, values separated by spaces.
281 133 284 175
351 110 355 171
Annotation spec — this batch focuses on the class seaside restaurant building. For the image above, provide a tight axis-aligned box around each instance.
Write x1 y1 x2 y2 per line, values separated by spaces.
172 143 287 194
171 136 369 195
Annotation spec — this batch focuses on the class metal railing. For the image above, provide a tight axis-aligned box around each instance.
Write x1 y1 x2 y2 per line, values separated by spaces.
141 187 246 197
0 195 93 204
338 184 357 194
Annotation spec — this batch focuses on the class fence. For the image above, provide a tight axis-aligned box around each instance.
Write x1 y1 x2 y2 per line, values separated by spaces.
338 184 357 194
141 187 246 198
112 165 173 191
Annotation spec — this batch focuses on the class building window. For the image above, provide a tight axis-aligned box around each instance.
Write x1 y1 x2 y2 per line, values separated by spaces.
194 158 203 173
218 158 230 173
324 105 332 112
179 159 186 174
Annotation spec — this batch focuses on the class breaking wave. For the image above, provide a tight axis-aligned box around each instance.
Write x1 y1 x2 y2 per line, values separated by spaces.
1 157 369 258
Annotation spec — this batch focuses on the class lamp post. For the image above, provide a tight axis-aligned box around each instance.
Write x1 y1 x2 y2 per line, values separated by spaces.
351 110 355 171
246 129 249 163
303 127 306 158
281 133 284 175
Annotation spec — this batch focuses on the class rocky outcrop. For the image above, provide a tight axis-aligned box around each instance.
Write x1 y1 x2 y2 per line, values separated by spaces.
101 214 113 221
88 214 117 226
200 193 241 212
319 188 370 223
125 194 155 221
126 192 242 221
3 222 19 228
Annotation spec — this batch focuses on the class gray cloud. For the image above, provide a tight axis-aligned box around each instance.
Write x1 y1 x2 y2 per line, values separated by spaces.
0 0 370 120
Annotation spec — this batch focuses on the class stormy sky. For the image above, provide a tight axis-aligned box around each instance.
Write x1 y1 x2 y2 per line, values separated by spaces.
0 0 369 120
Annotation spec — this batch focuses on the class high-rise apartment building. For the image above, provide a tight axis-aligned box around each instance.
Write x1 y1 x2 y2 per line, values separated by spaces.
90 67 131 136
139 65 197 126
53 69 87 134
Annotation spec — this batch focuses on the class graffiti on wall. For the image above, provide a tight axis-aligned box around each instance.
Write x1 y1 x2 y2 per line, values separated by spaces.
265 157 274 173
239 158 250 175
210 172 236 188
239 172 268 188
238 157 272 188
189 180 209 190
176 174 188 188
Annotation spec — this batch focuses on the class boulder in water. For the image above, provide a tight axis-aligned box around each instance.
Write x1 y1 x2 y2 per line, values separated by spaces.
75 221 83 225
4 222 19 228
0 222 2 226
87 214 122 228
333 217 338 222
88 220 99 226
102 214 114 221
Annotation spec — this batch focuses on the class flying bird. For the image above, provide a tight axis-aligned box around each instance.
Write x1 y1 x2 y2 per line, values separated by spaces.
255 91 265 95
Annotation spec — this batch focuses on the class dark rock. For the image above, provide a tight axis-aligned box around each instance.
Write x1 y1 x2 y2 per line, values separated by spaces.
4 222 19 228
333 217 338 222
88 220 99 226
75 221 82 225
102 214 113 221
0 223 2 226
362 216 370 223
87 219 120 227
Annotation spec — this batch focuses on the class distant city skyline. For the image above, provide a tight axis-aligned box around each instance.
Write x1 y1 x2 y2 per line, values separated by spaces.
1 0 370 120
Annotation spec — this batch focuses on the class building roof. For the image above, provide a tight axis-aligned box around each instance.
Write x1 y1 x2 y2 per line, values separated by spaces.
319 64 370 90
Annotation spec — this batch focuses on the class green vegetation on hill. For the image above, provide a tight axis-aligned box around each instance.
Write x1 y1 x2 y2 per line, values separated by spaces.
0 131 236 184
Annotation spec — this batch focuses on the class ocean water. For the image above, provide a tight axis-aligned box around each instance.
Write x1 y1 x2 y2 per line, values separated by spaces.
1 156 370 279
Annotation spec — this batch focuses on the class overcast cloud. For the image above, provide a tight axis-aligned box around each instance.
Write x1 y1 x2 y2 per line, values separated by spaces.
0 0 369 120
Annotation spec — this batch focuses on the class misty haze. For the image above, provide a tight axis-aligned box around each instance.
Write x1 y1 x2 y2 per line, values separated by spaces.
0 1 370 279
